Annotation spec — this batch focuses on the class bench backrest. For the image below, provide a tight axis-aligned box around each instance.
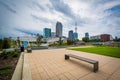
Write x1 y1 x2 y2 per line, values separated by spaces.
66 54 98 64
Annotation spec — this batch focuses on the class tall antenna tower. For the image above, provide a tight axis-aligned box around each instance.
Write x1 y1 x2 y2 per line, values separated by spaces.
75 21 77 33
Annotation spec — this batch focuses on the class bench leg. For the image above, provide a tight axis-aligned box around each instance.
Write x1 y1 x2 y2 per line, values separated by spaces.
93 62 99 72
65 55 69 60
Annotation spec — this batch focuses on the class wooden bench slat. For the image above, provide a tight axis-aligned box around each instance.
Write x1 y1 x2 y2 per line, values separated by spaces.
65 54 99 72
67 54 97 64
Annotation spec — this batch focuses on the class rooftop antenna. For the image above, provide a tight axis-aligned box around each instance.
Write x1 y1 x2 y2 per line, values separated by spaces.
75 21 77 33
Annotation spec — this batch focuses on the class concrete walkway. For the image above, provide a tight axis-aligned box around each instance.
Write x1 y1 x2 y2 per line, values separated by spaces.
27 48 120 80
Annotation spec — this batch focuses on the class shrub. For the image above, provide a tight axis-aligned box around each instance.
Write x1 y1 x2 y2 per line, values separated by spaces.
2 38 10 49
1 51 8 59
12 52 19 57
0 39 2 50
1 50 19 59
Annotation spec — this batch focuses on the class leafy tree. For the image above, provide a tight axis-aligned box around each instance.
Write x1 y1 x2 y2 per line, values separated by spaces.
2 38 10 49
17 37 20 47
113 37 120 42
36 34 42 46
59 37 62 45
67 39 74 45
82 37 89 42
89 39 103 42
0 39 3 50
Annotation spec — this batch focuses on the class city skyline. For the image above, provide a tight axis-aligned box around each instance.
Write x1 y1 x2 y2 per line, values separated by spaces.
56 21 63 37
0 0 120 39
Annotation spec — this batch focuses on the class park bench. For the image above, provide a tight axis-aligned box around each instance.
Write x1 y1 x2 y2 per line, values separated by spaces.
65 54 99 72
27 48 32 53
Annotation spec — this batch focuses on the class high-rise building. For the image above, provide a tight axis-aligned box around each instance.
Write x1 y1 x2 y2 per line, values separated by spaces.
85 32 89 38
73 32 78 40
56 21 62 37
43 28 51 38
73 26 78 40
68 30 74 41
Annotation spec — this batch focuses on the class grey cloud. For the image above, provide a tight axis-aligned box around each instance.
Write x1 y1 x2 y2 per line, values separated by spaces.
50 0 75 19
15 28 41 36
46 4 54 13
31 14 50 23
0 1 17 14
104 4 120 17
50 0 86 27
32 1 45 11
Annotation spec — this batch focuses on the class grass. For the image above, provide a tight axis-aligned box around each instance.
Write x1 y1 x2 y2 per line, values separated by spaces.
69 46 120 58
0 71 11 76
0 66 12 76
0 66 12 70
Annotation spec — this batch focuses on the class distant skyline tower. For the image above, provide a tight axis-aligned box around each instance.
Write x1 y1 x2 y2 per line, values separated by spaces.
73 32 78 40
43 28 51 38
73 21 78 40
75 27 77 32
56 21 63 37
75 21 77 32
85 32 89 38
68 30 74 41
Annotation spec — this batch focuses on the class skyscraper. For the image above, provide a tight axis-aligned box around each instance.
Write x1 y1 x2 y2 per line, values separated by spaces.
56 21 62 37
73 32 78 40
68 30 74 41
43 28 51 38
73 26 78 40
85 32 89 38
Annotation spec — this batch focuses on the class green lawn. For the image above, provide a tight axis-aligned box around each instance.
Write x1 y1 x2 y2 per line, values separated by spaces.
69 46 120 58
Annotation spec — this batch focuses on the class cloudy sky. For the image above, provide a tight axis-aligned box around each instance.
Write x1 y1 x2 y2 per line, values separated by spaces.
0 0 120 39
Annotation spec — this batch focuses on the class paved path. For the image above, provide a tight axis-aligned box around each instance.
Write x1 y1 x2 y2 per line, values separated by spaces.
27 48 120 80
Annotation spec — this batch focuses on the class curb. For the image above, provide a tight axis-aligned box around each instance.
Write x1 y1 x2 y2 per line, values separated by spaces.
22 53 32 80
11 52 32 80
11 52 24 80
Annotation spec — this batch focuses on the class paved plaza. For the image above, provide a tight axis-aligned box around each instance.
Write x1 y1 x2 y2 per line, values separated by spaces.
26 48 120 80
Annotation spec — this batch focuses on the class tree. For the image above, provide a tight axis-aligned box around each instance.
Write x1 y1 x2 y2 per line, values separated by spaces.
59 37 62 45
2 38 10 49
89 39 103 42
36 34 42 47
113 37 120 42
82 37 89 42
0 39 2 50
17 37 20 47
67 39 74 45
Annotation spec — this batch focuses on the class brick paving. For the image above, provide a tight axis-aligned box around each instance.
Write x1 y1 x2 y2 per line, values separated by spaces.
27 48 120 80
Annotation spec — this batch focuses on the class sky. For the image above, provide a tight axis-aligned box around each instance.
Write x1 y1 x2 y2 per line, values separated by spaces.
0 0 120 39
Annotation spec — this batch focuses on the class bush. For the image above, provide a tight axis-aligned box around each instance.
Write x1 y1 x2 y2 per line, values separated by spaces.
2 38 10 49
1 51 8 59
0 39 2 50
82 37 89 42
1 50 19 59
12 52 19 57
67 40 74 45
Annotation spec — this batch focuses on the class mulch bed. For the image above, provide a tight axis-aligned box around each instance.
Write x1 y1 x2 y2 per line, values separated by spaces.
0 54 20 80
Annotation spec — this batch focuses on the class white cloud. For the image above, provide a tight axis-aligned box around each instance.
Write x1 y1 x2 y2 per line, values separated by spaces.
0 0 120 39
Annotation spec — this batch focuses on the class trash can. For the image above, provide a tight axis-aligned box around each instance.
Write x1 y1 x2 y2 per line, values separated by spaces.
20 45 24 52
